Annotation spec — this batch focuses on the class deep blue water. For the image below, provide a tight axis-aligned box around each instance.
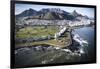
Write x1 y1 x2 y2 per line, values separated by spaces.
74 27 95 62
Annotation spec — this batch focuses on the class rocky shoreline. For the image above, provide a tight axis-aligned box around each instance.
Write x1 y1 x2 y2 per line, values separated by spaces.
14 30 88 68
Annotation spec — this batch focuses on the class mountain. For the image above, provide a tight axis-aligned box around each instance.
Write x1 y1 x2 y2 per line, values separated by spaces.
71 10 82 17
37 8 71 20
42 12 63 19
16 8 89 20
39 8 67 14
16 8 38 18
71 10 90 21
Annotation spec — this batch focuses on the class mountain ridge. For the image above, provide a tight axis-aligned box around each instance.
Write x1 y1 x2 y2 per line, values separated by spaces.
16 8 89 20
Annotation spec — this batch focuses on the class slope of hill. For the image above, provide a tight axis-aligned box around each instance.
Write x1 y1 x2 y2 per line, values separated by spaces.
16 8 38 18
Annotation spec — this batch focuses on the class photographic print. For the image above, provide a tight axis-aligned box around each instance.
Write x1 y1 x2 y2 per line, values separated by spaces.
11 1 96 68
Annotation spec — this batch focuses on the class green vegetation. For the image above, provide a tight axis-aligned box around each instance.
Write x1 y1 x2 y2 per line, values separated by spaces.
16 37 71 48
16 26 59 38
15 26 72 48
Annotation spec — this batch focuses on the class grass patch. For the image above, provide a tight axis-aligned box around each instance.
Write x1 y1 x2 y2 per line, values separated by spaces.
15 32 71 48
16 26 59 38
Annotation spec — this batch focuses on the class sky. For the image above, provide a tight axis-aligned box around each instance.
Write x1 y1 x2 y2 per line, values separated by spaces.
15 3 95 18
